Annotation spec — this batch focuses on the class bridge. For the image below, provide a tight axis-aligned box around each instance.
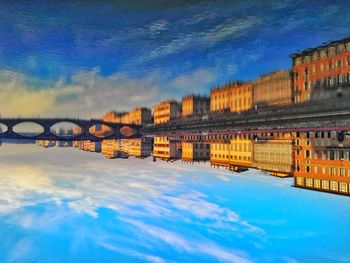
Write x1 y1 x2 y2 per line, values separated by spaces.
0 118 143 141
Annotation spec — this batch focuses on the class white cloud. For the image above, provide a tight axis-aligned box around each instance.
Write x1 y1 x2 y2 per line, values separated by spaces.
125 219 252 263
145 16 261 61
0 66 221 118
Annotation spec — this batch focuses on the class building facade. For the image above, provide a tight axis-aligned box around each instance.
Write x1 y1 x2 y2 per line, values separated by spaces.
291 37 350 103
253 70 293 107
182 95 210 117
153 136 181 160
294 131 350 195
253 139 294 177
181 142 210 162
210 81 252 113
153 100 181 125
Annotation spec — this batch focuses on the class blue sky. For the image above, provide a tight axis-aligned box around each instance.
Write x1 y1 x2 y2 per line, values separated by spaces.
0 0 350 117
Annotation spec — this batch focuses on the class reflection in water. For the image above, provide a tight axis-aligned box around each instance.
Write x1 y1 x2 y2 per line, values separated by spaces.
0 134 350 262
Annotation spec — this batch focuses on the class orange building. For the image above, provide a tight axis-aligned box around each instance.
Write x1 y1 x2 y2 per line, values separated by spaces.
182 142 210 162
294 131 350 195
253 70 292 107
291 37 350 103
181 95 210 117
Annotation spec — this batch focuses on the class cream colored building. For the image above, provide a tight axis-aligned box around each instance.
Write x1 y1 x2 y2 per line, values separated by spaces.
253 139 294 177
153 100 181 124
253 70 292 107
182 142 210 162
153 136 181 160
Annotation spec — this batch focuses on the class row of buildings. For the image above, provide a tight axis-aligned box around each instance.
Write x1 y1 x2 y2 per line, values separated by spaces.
101 36 350 126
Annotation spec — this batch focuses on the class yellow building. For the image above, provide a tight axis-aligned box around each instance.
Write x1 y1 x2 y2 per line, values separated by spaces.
181 142 210 162
153 100 181 125
210 135 253 170
182 95 210 117
101 139 120 158
126 137 152 158
230 83 253 113
253 139 294 177
210 81 252 113
210 84 233 112
121 107 152 125
153 136 181 160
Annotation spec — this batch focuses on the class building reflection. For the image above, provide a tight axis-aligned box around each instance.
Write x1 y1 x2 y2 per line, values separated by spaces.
32 130 350 196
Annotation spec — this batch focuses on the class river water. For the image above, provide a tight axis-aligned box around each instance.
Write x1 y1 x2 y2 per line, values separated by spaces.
0 144 349 263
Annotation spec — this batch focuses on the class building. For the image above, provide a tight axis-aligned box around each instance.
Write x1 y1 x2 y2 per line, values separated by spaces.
181 142 210 162
127 137 152 158
253 70 293 107
153 136 181 160
230 83 253 113
210 81 252 113
121 107 152 125
153 100 181 125
101 140 119 158
102 108 152 125
253 139 294 177
210 135 253 171
291 37 350 103
294 131 350 195
181 95 210 117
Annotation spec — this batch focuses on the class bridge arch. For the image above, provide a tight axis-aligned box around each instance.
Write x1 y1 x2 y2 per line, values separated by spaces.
0 123 8 134
50 121 83 139
88 123 116 139
12 122 45 137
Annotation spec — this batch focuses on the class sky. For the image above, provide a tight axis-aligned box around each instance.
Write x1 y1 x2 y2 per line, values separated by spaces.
0 0 350 118
0 144 350 263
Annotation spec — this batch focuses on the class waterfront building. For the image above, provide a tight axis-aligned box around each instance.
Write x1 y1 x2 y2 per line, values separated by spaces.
181 142 210 162
294 131 350 195
229 83 253 113
153 136 181 160
253 139 294 177
210 135 253 170
153 100 181 125
291 37 350 103
127 137 152 158
252 70 293 108
181 95 210 117
101 139 120 158
210 81 252 113
101 111 124 123
121 107 152 125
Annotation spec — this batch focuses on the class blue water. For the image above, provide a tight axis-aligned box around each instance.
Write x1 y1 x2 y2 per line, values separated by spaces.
0 144 349 263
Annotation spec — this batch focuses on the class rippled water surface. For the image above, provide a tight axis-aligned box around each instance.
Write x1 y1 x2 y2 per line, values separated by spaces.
0 144 349 263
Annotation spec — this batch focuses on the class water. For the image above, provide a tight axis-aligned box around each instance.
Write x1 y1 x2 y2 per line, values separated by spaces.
0 144 349 263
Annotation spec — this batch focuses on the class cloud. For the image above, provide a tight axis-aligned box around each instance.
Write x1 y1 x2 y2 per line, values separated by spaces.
0 69 162 118
125 218 252 263
144 16 261 61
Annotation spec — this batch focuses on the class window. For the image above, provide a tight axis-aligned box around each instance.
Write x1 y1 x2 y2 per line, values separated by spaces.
306 178 313 187
330 181 338 191
322 180 329 190
339 182 348 193
296 177 303 185
314 179 321 188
